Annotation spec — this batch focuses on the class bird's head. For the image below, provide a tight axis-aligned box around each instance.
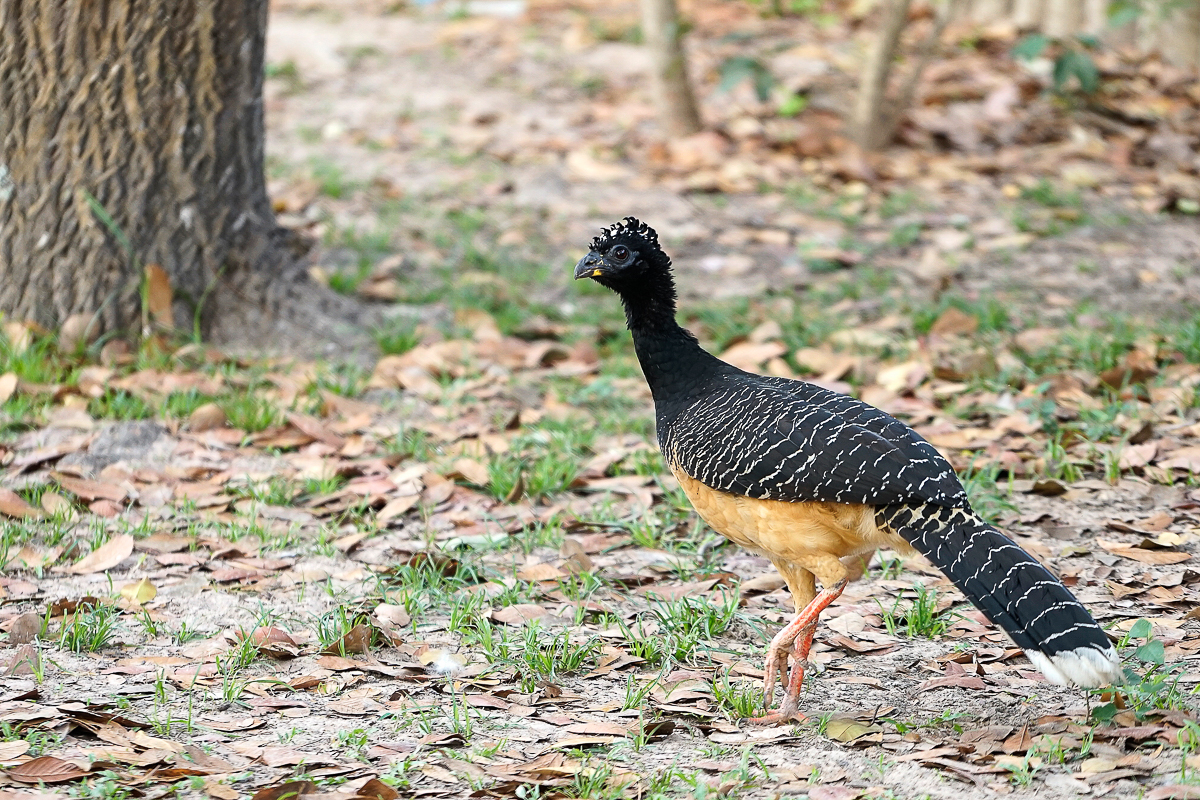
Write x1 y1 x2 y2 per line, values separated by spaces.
573 217 672 295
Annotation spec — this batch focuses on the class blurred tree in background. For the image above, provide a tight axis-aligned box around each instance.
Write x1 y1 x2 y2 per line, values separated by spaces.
652 0 1199 150
641 0 705 136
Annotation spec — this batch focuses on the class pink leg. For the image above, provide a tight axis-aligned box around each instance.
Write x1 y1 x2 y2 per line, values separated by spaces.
749 578 846 725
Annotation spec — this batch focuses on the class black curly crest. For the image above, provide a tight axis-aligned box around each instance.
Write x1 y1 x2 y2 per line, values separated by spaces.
591 216 659 251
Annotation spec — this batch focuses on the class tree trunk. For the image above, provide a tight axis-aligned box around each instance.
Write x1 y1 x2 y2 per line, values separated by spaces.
1012 0 1044 29
1082 0 1107 35
640 0 703 138
956 0 1200 68
1042 0 1081 38
1154 1 1200 70
968 0 1009 23
852 0 913 150
0 0 375 354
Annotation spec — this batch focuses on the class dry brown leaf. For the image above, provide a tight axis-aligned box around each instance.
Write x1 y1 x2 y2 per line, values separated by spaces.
67 534 134 574
719 341 787 372
1120 441 1158 470
740 573 787 594
357 778 400 800
827 635 896 655
188 403 227 432
893 746 961 763
4 644 40 677
39 491 72 517
1079 757 1119 773
1002 725 1032 753
377 494 419 522
449 458 490 486
559 538 594 573
244 627 300 659
249 780 317 800
7 612 41 645
0 488 41 520
517 563 566 582
374 603 410 628
6 756 90 784
286 412 345 448
929 306 978 337
504 472 525 503
321 623 373 655
809 788 863 800
0 741 30 763
201 716 263 732
1029 478 1068 496
1139 511 1176 532
491 604 550 625
203 778 240 800
54 475 126 502
1098 540 1191 565
794 348 855 378
395 365 442 398
2 322 32 354
1147 786 1200 800
129 730 185 753
372 604 409 645
875 361 927 394
1099 350 1158 389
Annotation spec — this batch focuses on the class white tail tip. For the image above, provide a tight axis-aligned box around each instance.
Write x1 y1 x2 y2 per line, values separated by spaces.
1025 646 1124 688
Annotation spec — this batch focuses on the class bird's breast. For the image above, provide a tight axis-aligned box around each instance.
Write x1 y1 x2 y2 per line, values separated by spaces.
669 464 909 561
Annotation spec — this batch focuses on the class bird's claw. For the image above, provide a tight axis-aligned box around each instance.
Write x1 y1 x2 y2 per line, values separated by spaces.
748 695 806 726
759 642 808 722
761 647 784 709
760 628 801 712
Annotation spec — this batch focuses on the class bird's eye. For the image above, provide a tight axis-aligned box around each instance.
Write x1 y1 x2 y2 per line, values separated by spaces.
611 245 630 262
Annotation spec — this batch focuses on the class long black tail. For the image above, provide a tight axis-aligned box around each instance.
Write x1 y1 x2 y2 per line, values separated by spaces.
876 503 1122 687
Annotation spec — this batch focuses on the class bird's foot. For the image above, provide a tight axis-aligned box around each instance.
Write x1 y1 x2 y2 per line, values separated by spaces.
760 641 789 708
759 618 810 707
747 694 806 726
756 655 808 724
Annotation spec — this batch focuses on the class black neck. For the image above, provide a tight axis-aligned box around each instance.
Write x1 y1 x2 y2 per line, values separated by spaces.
618 283 722 404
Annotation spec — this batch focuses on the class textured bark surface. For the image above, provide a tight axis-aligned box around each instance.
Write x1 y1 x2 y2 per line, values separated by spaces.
852 0 913 150
639 0 703 139
0 0 374 353
1041 0 1081 38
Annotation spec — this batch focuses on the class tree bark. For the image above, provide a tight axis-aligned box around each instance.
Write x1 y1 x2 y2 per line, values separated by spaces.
1154 1 1200 70
968 0 1009 24
956 0 1200 68
1042 0 1081 38
0 0 374 353
640 0 703 138
852 0 913 150
1082 0 1107 35
1012 0 1044 29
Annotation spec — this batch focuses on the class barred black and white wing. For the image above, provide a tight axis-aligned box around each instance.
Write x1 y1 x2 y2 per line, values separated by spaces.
659 375 966 508
876 504 1122 686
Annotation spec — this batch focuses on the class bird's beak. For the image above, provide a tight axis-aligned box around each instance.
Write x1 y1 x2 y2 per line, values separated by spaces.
574 252 606 281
